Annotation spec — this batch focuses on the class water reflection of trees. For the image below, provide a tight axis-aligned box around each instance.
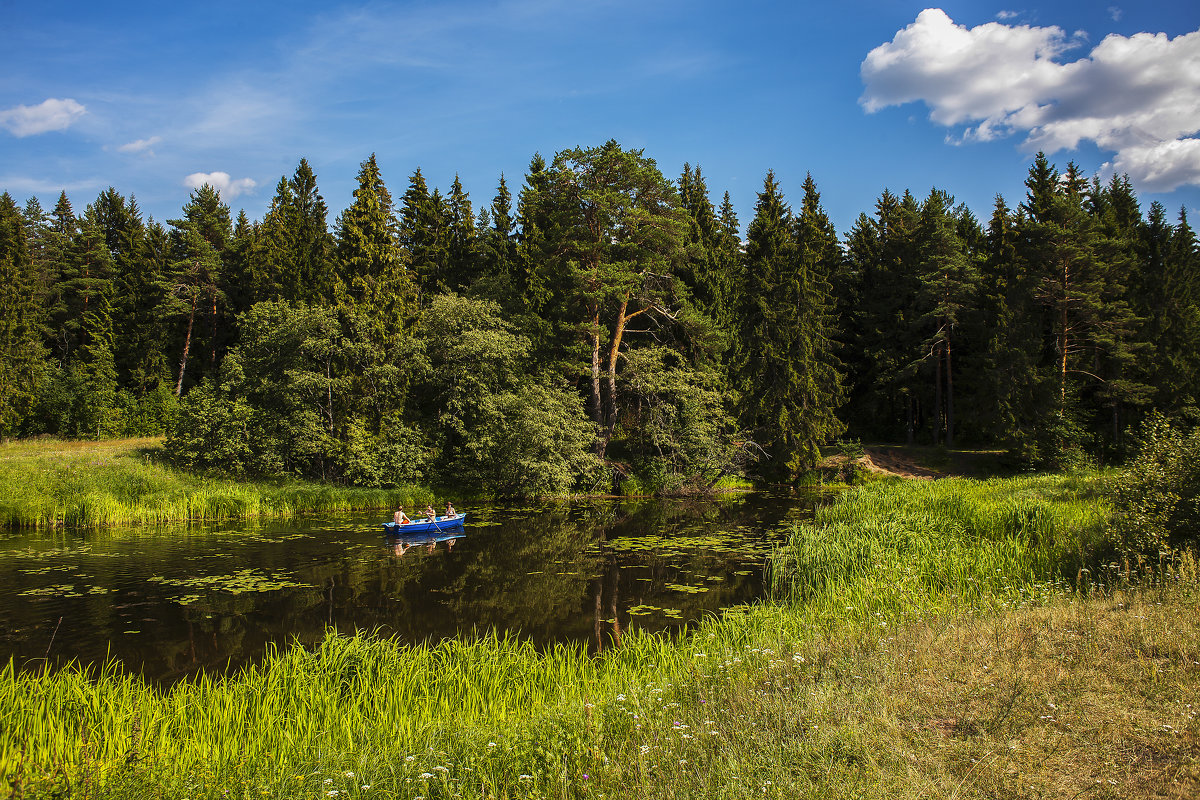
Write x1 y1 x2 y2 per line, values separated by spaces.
2 495 801 682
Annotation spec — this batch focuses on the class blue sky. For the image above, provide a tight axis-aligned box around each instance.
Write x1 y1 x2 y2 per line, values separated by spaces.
2 1 1198 236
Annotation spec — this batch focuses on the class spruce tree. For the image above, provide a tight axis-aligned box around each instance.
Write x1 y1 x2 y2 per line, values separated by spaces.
398 168 449 301
677 164 731 332
43 193 78 363
845 190 923 442
446 174 478 292
289 158 333 303
916 188 979 446
334 154 415 348
252 176 296 302
735 171 843 479
1154 207 1200 419
0 192 45 438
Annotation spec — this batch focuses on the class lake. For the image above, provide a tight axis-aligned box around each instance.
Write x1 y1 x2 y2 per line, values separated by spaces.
0 492 817 684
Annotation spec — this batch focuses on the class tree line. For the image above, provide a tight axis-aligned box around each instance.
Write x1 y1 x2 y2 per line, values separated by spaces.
1 141 1198 494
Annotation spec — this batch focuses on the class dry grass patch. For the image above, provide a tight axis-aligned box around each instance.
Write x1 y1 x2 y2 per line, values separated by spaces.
762 590 1200 799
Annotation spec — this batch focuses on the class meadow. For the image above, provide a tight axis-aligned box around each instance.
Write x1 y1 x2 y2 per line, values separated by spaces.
4 472 1197 798
0 438 432 528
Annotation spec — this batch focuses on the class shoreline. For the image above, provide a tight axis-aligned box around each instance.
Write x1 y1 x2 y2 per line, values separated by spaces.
0 437 758 530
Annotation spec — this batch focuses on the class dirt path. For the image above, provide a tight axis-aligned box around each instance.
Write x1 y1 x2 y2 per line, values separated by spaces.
821 446 1007 480
858 447 942 479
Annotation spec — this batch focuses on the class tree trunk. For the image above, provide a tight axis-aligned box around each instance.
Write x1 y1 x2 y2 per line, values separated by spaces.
1059 261 1070 409
175 296 196 397
326 355 334 434
589 306 603 455
934 343 943 445
604 295 629 431
603 293 650 438
946 333 955 449
209 293 219 375
906 395 914 445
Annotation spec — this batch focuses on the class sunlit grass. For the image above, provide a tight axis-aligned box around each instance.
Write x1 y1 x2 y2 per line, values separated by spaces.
0 438 432 528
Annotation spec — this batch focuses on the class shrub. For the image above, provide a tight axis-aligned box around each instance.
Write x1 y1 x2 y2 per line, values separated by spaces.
1112 414 1200 557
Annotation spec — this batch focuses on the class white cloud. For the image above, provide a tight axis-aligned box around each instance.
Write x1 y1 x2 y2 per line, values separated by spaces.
861 9 1200 191
117 136 162 155
996 11 1021 21
1109 7 1123 23
183 171 257 200
0 98 86 137
0 175 101 197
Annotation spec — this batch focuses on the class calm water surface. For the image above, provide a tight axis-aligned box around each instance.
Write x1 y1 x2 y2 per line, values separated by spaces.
0 493 817 683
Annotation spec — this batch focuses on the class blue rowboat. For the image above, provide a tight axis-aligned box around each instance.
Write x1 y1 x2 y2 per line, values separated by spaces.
381 514 466 535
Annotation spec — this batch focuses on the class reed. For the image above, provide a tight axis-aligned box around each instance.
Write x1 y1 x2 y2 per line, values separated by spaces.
0 438 433 529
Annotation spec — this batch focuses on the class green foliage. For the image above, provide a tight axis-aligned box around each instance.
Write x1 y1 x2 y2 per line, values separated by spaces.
166 380 254 473
418 293 598 495
339 413 428 488
1112 414 1200 557
165 301 423 486
618 346 742 493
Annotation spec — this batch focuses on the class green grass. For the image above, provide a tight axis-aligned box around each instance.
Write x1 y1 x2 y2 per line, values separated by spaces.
4 472 1198 799
0 438 433 528
770 474 1116 625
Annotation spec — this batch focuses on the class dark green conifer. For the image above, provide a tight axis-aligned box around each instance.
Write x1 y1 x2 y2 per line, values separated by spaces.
735 171 843 479
334 154 414 343
0 192 46 437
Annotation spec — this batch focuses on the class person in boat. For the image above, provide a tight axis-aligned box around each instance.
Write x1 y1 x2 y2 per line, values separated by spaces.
394 505 411 525
424 504 437 522
444 502 456 519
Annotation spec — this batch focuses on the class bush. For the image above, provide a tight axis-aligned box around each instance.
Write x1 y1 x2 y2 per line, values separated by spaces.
1112 414 1200 557
165 380 253 473
339 414 428 488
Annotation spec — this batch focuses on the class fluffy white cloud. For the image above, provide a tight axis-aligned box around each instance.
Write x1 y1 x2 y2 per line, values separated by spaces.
183 171 257 200
861 8 1200 191
0 98 86 137
117 136 162 155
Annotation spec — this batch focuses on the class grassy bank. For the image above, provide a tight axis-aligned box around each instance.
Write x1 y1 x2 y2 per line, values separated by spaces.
0 438 433 528
3 474 1198 798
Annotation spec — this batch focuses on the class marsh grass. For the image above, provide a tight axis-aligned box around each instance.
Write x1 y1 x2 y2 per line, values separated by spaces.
4 473 1198 799
0 438 432 528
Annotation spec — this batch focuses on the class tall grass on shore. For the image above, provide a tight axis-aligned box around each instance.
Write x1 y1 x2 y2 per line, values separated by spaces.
769 474 1113 624
0 438 432 528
